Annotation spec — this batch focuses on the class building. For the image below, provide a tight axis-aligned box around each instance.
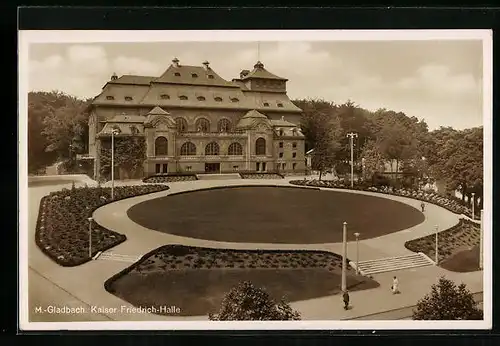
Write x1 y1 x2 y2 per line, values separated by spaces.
87 58 306 180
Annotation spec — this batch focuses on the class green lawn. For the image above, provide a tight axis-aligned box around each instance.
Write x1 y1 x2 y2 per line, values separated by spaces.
127 186 425 244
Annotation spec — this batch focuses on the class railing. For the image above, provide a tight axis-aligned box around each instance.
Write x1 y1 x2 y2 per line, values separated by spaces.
177 131 247 138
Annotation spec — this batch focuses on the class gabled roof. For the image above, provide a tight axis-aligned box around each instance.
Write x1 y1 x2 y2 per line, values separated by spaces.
154 64 238 88
270 117 297 127
241 61 287 81
236 109 272 129
97 123 144 136
146 106 170 116
241 109 268 119
144 106 176 127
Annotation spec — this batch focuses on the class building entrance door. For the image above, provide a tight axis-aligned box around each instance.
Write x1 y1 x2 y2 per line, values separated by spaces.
205 163 220 173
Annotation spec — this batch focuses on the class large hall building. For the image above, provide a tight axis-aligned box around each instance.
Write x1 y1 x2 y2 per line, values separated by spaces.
88 58 305 180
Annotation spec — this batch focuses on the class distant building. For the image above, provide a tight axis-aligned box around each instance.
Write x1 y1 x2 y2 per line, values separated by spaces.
87 59 306 180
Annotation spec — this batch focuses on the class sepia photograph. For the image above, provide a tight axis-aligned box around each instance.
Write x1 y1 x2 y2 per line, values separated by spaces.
18 30 492 330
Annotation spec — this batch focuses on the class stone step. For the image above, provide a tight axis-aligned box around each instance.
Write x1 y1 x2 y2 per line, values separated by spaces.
196 173 242 180
97 252 141 263
353 252 434 276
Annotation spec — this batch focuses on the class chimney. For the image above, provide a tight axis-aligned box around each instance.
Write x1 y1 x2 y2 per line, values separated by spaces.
202 60 210 70
111 72 118 81
172 57 180 67
240 69 250 79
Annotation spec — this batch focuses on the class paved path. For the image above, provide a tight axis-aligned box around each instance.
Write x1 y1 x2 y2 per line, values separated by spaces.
24 177 483 325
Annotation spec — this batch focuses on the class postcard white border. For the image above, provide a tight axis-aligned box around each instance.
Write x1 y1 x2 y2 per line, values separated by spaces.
18 29 493 331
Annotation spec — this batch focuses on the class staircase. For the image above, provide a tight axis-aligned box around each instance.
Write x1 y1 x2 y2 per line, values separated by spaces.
196 173 242 180
96 252 141 263
352 252 435 276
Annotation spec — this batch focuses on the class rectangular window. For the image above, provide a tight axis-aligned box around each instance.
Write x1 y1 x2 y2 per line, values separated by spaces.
282 163 286 170
262 162 267 171
292 152 297 158
279 142 284 148
162 164 168 173
256 162 260 172
155 164 161 174
293 163 297 170
279 152 284 158
292 142 297 149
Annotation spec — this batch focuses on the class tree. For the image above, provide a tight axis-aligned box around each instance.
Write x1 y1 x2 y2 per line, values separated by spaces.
41 92 90 160
208 281 301 321
426 126 483 209
360 139 384 181
412 276 482 320
99 136 146 180
28 91 91 173
294 98 343 180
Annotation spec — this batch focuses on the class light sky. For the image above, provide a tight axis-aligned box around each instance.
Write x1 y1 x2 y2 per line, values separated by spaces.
28 39 484 130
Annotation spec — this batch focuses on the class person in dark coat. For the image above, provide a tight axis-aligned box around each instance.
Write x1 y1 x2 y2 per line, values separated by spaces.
421 202 425 212
343 290 350 310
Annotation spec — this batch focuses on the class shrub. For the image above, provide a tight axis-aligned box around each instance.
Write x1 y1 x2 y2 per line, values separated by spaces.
412 276 482 320
208 281 301 321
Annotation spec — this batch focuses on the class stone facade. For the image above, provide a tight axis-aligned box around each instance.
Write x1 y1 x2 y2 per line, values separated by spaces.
88 59 305 180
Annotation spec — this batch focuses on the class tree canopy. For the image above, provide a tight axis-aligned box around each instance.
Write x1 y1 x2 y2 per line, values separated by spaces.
28 91 91 174
412 276 483 320
208 281 301 321
292 98 482 197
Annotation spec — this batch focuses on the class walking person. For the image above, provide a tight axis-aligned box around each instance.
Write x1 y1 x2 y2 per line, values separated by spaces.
421 201 425 213
392 276 400 294
342 290 350 310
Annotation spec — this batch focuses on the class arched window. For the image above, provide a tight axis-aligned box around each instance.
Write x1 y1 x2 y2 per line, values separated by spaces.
228 142 243 156
175 117 188 132
218 118 231 132
205 142 220 156
180 142 196 156
196 118 210 132
155 136 168 156
255 137 266 155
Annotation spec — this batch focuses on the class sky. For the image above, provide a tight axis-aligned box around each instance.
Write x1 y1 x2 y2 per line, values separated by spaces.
27 39 485 130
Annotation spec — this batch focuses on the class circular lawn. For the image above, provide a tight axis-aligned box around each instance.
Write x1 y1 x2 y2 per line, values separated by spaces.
127 186 425 244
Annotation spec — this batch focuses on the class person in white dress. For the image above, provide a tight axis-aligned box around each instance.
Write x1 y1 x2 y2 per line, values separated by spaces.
392 276 400 294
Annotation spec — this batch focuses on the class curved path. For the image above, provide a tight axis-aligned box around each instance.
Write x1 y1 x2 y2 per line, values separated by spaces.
25 177 483 325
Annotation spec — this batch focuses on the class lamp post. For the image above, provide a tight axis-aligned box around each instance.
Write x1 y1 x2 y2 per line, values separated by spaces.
111 129 120 200
346 132 358 188
480 209 483 269
471 192 475 220
88 217 93 259
341 222 348 292
354 232 360 275
434 225 439 265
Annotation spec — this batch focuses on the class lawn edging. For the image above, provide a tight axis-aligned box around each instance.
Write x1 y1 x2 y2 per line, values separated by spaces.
143 173 198 183
161 184 320 199
239 172 285 179
404 218 481 271
104 244 358 294
289 179 474 218
35 184 170 267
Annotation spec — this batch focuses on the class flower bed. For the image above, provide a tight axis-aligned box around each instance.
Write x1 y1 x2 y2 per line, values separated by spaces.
35 184 170 267
240 173 284 179
404 219 480 271
104 245 379 316
106 245 352 277
143 174 198 184
289 179 474 217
